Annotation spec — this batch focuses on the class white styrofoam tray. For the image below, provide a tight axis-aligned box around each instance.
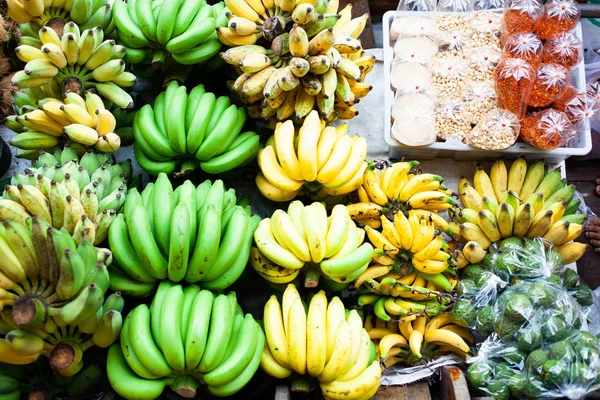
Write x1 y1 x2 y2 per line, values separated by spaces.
382 10 593 163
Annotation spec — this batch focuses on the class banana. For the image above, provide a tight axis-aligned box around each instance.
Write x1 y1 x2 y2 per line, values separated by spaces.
273 120 303 181
507 157 527 195
286 297 307 375
263 295 290 369
318 320 352 383
320 361 381 399
519 160 546 200
127 305 172 376
473 165 496 202
557 242 587 264
526 209 554 238
462 241 487 264
425 328 470 353
271 210 311 262
379 333 408 359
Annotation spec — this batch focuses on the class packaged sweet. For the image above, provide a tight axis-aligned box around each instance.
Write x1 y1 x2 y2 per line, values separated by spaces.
503 0 544 34
552 86 587 125
391 62 432 95
527 63 569 108
432 55 469 101
494 57 536 118
390 16 440 41
502 32 544 67
464 81 499 124
439 29 474 51
467 46 501 82
542 32 583 70
519 108 575 150
438 0 475 12
393 37 440 64
391 93 437 146
435 13 470 32
435 100 472 141
396 0 436 12
534 0 581 40
466 108 520 149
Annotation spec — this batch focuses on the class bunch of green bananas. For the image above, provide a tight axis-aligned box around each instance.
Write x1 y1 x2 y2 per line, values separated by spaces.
221 0 374 125
7 91 123 157
0 359 105 398
12 24 135 109
108 175 259 296
112 0 227 67
451 158 588 266
251 200 374 288
1 149 131 243
7 0 115 40
133 81 261 176
0 291 123 377
107 282 264 399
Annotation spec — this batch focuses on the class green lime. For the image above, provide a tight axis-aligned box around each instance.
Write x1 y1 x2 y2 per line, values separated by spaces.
467 362 493 389
562 269 579 288
542 315 570 342
548 341 575 363
452 299 476 328
503 294 533 322
542 360 568 387
475 305 494 336
487 379 511 400
516 326 543 352
526 349 549 374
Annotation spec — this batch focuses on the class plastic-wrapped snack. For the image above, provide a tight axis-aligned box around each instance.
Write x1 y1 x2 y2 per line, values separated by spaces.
464 81 499 124
434 100 472 141
494 57 536 118
467 46 501 82
438 0 475 12
391 93 437 146
553 87 599 128
435 13 470 32
466 108 520 149
534 0 581 40
393 37 439 64
502 32 544 67
543 32 583 70
474 0 504 11
439 29 474 52
432 55 469 101
520 108 575 149
503 0 544 34
391 62 432 95
465 30 502 52
471 11 503 32
527 63 570 108
587 81 600 102
390 16 440 41
396 0 436 12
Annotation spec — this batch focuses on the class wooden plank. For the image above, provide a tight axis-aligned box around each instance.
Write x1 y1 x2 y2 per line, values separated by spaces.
374 382 431 400
440 366 471 400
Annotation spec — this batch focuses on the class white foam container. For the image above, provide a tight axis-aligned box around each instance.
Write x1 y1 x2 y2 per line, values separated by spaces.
382 10 592 163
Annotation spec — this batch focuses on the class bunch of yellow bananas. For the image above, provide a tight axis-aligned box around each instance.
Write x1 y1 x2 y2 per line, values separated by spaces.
363 312 473 368
12 25 135 109
261 285 381 400
251 200 373 287
255 110 368 201
452 159 588 265
9 91 121 156
221 0 374 124
7 0 115 41
350 161 457 228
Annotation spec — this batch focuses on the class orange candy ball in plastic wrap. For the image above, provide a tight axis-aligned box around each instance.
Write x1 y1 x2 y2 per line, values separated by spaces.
502 32 543 67
534 0 580 40
527 63 569 108
502 0 543 34
542 32 583 70
494 57 536 118
520 109 575 149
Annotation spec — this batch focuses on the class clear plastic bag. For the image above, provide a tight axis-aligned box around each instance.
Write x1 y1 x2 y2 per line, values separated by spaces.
466 277 599 400
435 13 471 32
432 54 469 101
463 81 499 124
396 0 436 12
494 57 536 118
520 108 575 149
390 16 440 41
527 63 570 108
437 0 475 12
390 62 432 94
466 108 520 149
393 37 440 64
470 11 503 32
553 87 599 130
467 46 501 82
534 0 581 40
543 32 583 71
434 100 472 142
439 29 475 52
391 93 437 146
503 0 544 35
501 32 544 67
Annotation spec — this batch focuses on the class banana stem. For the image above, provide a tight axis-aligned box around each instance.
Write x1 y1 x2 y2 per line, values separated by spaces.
12 296 47 328
152 49 166 69
172 159 197 179
61 76 84 96
162 64 192 87
170 375 200 399
291 376 316 393
304 264 320 288
49 342 76 370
